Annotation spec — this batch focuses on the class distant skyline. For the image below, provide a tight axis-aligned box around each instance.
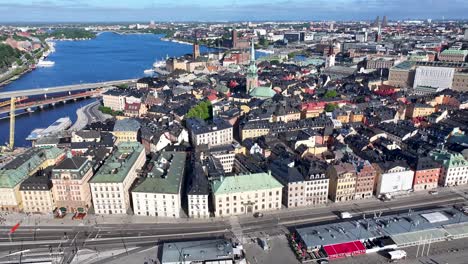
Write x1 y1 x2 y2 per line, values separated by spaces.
0 0 467 23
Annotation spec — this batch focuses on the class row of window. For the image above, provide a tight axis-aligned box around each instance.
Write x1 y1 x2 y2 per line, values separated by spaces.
218 203 279 215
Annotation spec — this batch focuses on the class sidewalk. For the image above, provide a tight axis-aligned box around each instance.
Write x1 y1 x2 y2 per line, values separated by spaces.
2 185 467 228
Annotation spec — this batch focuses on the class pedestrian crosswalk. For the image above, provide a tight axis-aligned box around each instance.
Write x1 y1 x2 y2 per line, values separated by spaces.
229 216 245 244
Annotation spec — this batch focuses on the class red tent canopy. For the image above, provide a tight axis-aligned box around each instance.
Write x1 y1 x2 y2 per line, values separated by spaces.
323 241 366 260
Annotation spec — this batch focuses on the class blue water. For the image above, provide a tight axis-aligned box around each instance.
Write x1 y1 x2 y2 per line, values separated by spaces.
0 32 223 147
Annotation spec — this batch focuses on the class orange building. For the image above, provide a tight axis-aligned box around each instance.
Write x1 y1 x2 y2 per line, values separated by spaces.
413 157 440 191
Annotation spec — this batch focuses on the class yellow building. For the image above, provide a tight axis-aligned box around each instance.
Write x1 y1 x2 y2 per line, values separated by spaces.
19 169 55 213
327 163 357 202
405 103 435 119
112 118 141 143
0 147 65 212
350 110 364 123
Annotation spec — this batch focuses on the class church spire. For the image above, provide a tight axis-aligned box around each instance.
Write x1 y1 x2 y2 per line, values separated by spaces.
250 38 255 62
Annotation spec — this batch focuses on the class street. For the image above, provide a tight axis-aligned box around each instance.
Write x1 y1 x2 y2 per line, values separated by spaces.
0 186 467 263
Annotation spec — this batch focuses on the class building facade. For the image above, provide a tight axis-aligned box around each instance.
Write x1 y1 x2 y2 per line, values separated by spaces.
438 50 468 62
19 169 54 214
112 118 141 144
413 66 455 89
0 147 64 212
212 172 283 217
353 161 376 200
374 161 414 197
131 152 187 218
327 163 357 202
413 157 440 191
187 118 233 148
187 162 210 218
431 150 468 187
90 142 146 215
51 157 94 214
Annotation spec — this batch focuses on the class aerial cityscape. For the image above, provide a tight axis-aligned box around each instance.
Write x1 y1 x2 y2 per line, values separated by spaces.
0 1 468 264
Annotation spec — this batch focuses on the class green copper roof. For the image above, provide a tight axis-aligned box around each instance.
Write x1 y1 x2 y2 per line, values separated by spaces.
441 50 468 56
0 147 64 188
431 150 468 168
90 142 144 183
132 152 186 194
212 172 283 195
249 85 276 98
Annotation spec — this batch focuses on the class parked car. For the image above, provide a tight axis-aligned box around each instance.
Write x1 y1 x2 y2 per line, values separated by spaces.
253 212 264 218
258 237 269 250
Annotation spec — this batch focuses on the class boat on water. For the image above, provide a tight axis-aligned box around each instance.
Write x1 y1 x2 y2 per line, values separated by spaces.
37 60 55 67
153 59 166 68
26 117 72 141
256 49 275 54
143 69 154 75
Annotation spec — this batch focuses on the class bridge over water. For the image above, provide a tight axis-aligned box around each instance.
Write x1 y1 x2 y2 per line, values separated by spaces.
0 79 137 99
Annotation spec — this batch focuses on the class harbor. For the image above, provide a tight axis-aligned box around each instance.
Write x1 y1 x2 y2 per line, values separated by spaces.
0 32 219 147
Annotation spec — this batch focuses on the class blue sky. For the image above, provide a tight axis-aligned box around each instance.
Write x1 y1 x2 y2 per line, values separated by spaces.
0 0 467 22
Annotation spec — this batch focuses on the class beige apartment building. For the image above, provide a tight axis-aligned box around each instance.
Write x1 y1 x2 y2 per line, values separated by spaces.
327 163 357 202
103 90 127 111
212 172 283 217
90 142 146 215
51 157 94 214
19 169 54 214
0 147 65 212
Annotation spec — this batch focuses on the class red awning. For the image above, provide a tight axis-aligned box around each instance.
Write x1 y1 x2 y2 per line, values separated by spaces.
323 241 366 260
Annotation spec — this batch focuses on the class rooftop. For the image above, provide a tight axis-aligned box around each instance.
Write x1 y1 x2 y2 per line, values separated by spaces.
161 239 234 264
113 118 141 132
296 207 468 250
212 172 283 195
90 142 144 183
186 117 232 135
132 152 187 194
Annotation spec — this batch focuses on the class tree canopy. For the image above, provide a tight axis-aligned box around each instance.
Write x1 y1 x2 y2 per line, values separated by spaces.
324 90 338 98
325 103 338 112
186 101 212 120
0 44 22 72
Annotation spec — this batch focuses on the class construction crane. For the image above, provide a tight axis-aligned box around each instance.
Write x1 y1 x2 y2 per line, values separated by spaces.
9 97 15 150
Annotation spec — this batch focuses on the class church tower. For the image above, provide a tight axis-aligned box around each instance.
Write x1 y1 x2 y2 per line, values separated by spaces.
246 39 258 93
324 43 336 68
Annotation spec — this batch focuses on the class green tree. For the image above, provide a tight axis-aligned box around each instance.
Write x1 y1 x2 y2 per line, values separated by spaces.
324 90 338 98
186 101 213 120
325 103 338 112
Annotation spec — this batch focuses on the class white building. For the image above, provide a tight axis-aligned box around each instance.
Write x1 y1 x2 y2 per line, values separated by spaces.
186 118 233 148
211 172 283 217
131 152 187 218
90 142 146 215
187 162 210 218
432 150 468 187
374 161 414 196
208 145 236 173
413 66 455 90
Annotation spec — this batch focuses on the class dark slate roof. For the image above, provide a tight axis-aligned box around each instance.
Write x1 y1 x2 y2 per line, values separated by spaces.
19 166 53 191
187 162 209 195
54 157 88 170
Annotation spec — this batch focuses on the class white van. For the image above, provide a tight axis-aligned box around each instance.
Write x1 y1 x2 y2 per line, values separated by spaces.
388 250 407 260
340 212 352 219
